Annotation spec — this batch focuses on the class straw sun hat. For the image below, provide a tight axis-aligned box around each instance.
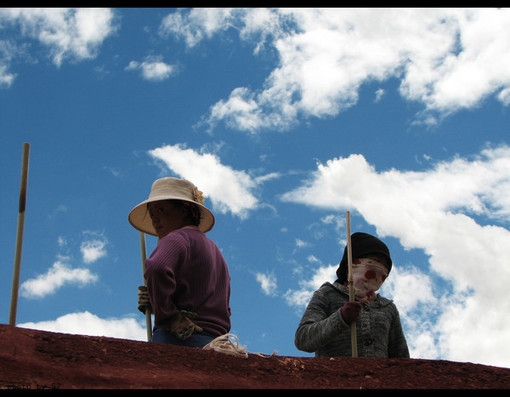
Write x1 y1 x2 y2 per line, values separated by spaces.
128 177 215 235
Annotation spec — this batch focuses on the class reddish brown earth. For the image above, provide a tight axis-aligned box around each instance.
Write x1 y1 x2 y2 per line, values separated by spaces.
1 324 510 390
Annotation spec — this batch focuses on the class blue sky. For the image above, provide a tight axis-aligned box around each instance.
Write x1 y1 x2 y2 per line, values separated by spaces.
1 8 510 368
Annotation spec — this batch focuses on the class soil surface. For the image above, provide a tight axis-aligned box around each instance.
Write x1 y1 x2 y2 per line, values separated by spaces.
1 324 510 390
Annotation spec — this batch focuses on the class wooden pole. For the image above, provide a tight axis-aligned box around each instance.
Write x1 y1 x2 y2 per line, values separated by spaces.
139 231 152 341
9 143 30 326
346 211 358 357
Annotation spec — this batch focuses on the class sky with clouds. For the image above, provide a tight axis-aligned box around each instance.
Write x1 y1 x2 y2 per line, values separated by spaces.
1 8 510 368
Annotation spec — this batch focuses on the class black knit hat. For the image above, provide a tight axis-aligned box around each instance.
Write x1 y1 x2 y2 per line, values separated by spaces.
336 232 392 284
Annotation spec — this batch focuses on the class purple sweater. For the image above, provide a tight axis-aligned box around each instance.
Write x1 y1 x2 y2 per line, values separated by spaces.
144 226 231 337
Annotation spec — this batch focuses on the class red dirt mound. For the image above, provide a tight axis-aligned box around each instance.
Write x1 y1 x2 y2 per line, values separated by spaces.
1 324 509 390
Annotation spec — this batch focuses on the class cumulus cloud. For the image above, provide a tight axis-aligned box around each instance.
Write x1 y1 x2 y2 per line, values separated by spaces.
149 143 263 219
0 8 117 85
162 8 510 132
256 272 278 296
18 311 147 341
125 55 176 81
80 233 108 264
20 259 98 299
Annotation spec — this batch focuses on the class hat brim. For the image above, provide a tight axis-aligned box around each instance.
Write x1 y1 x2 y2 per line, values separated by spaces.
128 196 215 235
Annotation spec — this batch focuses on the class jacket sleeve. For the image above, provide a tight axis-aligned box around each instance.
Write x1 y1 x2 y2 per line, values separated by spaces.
294 285 350 353
388 303 410 358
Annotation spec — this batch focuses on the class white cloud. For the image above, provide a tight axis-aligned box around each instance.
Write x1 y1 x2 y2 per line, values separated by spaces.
149 143 264 219
80 234 108 264
374 88 385 102
255 272 277 296
162 8 510 132
0 8 117 75
159 8 240 47
125 55 176 81
0 64 16 88
20 259 98 299
295 239 307 248
18 311 147 341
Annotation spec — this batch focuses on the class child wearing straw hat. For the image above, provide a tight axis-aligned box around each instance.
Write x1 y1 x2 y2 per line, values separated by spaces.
129 177 231 348
294 232 409 358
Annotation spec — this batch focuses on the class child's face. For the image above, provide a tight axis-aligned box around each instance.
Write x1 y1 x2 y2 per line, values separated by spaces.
351 257 389 300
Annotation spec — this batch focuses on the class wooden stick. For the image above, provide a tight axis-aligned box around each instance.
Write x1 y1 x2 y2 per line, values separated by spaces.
9 143 30 326
139 231 152 341
346 211 358 357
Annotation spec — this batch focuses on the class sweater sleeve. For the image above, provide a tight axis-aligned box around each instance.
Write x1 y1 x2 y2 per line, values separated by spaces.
388 302 410 358
294 284 350 353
